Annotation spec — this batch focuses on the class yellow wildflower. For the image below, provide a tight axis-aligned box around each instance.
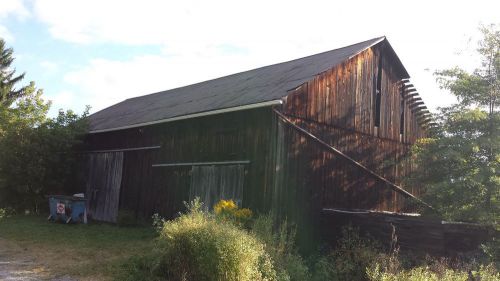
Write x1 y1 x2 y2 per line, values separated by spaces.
214 199 237 214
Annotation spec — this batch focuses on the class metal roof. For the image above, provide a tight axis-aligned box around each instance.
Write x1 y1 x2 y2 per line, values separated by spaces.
89 37 388 133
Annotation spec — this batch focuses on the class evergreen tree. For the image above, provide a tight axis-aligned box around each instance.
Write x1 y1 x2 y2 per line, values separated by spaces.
0 38 28 106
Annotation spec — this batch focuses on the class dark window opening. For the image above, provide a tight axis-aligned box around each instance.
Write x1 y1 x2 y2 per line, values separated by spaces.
400 91 405 135
374 55 383 127
375 92 381 127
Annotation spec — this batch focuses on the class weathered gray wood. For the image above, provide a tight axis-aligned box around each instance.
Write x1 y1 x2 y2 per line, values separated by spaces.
273 108 433 210
83 146 160 154
189 165 245 210
85 152 123 222
152 160 250 167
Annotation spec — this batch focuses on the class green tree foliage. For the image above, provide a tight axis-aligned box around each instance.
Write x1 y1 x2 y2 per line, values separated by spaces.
411 24 499 224
0 39 89 212
0 95 89 211
0 39 28 106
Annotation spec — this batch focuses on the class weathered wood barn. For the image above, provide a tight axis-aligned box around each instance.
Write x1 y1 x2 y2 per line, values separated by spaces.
82 37 433 233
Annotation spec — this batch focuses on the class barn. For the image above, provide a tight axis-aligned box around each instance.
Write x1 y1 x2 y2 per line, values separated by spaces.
82 37 433 240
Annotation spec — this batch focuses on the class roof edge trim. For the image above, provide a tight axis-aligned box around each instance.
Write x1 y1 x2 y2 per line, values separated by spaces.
89 99 283 134
347 36 386 60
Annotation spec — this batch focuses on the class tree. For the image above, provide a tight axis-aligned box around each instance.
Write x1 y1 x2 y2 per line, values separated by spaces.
0 39 28 106
411 24 499 224
0 89 89 211
0 39 89 212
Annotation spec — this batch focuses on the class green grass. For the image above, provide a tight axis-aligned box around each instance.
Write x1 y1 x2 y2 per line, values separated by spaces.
0 215 156 280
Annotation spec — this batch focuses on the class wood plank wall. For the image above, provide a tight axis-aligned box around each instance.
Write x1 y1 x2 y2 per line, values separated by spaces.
275 117 421 213
84 108 277 219
320 210 496 256
278 45 427 216
82 45 428 225
283 46 426 143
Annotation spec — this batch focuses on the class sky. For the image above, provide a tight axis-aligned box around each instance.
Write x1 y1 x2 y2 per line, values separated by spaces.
0 0 498 116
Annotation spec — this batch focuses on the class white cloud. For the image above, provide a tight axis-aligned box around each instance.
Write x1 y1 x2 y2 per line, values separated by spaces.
0 25 13 41
39 60 58 72
0 0 29 42
34 0 500 112
0 0 29 19
63 49 283 112
49 90 74 108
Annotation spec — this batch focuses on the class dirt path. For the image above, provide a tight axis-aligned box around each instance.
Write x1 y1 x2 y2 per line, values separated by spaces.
0 238 75 281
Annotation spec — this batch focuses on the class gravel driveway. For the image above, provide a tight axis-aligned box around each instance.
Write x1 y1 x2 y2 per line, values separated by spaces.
0 238 75 281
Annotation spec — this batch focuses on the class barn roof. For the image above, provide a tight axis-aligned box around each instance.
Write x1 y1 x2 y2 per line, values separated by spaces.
89 36 399 133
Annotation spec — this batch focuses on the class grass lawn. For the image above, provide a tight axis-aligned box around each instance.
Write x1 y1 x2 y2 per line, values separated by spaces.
0 215 156 280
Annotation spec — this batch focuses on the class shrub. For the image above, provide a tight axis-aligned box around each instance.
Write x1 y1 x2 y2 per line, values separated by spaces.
154 199 277 281
151 212 166 234
0 208 5 220
251 214 310 281
482 237 500 268
309 225 383 281
367 263 499 281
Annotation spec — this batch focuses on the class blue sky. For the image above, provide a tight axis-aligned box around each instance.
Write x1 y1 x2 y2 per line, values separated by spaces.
1 0 498 116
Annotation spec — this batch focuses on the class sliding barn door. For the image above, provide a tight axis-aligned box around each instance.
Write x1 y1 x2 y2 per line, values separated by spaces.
189 164 245 210
85 152 124 222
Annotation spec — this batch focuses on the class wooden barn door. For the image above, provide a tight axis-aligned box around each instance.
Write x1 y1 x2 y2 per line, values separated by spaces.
85 152 124 222
189 164 245 210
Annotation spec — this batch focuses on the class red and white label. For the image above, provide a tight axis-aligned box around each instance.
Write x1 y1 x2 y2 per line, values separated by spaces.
56 203 65 214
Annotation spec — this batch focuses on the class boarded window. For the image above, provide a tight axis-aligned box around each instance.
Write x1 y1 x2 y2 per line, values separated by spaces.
85 152 124 222
189 164 245 210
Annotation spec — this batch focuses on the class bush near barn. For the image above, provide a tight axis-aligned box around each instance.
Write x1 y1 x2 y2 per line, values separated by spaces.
117 198 499 281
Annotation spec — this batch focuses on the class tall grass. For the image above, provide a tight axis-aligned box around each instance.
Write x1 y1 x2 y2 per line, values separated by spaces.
251 214 309 281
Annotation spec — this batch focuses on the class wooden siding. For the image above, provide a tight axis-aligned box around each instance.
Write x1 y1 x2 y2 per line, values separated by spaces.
84 108 276 219
283 46 426 143
266 46 429 251
276 45 427 219
82 45 427 228
320 210 496 256
189 164 245 210
274 116 421 214
84 152 124 222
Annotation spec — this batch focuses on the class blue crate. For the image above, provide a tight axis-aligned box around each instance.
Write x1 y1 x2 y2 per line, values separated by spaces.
48 195 87 224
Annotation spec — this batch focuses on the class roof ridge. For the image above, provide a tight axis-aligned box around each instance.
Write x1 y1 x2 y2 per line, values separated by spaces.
123 36 386 102
89 36 391 132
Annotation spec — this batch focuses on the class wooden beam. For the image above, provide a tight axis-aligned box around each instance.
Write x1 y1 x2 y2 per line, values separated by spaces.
403 88 417 94
417 116 432 123
410 102 425 109
152 160 251 167
323 208 421 217
418 118 432 125
412 108 428 115
404 92 419 100
407 96 422 103
82 146 161 153
415 110 431 117
273 109 434 210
